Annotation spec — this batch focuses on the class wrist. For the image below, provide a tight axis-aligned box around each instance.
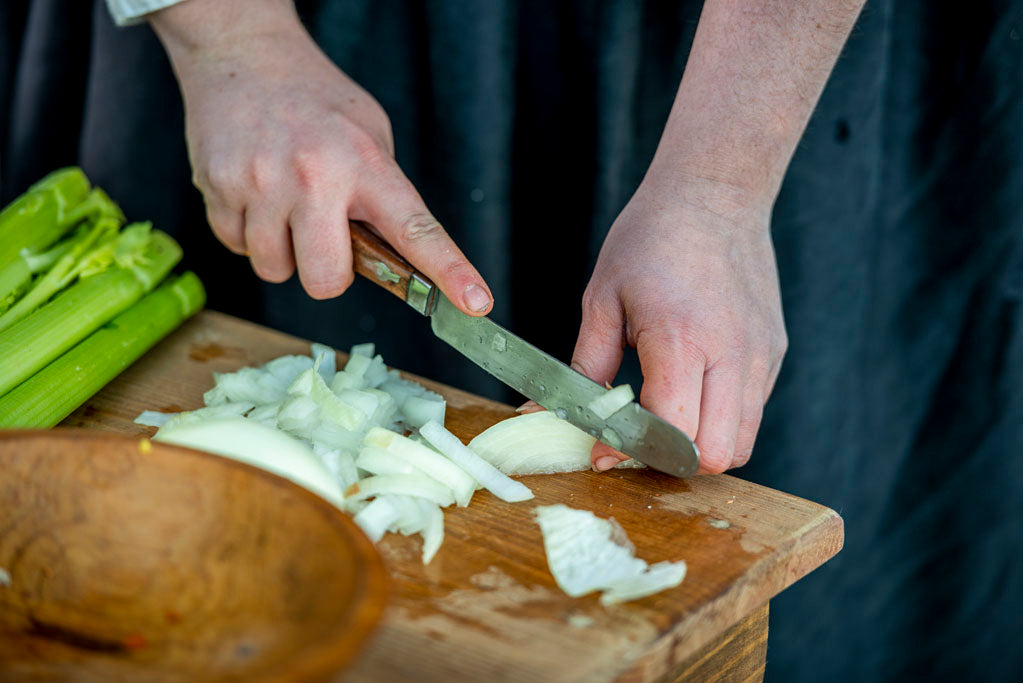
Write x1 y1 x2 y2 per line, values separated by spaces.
149 0 305 65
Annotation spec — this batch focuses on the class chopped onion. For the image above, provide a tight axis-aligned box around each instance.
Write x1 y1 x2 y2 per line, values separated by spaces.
419 421 534 503
344 474 455 508
363 427 475 507
134 410 173 427
598 561 688 605
350 342 375 358
587 384 634 420
156 402 254 436
356 445 432 479
400 394 446 428
155 416 345 508
310 342 336 383
534 504 686 603
353 497 401 543
416 498 444 564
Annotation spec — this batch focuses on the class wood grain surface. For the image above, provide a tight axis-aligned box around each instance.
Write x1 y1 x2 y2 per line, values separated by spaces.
60 310 844 682
0 430 387 682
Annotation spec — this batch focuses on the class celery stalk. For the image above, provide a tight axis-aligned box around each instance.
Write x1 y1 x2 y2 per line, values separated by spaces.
0 230 182 397
0 218 122 332
0 272 205 428
0 168 92 267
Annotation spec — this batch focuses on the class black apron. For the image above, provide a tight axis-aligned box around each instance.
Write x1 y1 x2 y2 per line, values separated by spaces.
2 1 1020 680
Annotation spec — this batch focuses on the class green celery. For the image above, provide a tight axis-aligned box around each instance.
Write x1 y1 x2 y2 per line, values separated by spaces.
0 272 205 428
0 230 182 397
0 168 92 268
0 218 122 332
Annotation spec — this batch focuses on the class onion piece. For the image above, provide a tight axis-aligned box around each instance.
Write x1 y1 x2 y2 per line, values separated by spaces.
400 395 446 428
134 410 173 427
534 504 686 603
587 384 634 420
289 367 367 431
154 416 345 508
419 421 534 503
469 411 644 475
350 342 375 358
353 497 401 543
599 561 687 605
155 402 254 436
310 342 336 383
416 498 444 564
363 427 476 507
356 445 432 479
344 474 455 508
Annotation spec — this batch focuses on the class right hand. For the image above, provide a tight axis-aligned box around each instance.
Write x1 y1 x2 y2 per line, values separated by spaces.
150 0 494 315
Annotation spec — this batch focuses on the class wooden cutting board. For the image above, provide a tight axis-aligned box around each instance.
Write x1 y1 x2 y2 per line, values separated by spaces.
62 310 843 682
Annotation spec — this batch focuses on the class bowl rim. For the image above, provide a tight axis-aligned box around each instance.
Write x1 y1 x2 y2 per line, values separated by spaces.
0 428 389 682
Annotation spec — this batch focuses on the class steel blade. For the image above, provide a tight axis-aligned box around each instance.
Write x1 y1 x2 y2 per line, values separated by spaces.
429 294 699 477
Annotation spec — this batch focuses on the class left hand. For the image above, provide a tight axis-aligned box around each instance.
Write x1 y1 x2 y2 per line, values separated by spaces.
571 173 788 474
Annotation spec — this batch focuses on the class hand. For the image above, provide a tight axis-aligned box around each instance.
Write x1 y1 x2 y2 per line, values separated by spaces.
572 175 787 474
150 0 493 314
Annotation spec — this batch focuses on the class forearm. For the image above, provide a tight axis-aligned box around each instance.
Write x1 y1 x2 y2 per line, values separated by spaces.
655 0 866 211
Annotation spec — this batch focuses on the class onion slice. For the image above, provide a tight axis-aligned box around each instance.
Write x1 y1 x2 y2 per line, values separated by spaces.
534 504 686 603
419 421 534 503
468 412 605 474
363 427 476 507
154 416 345 509
344 474 455 508
587 384 635 420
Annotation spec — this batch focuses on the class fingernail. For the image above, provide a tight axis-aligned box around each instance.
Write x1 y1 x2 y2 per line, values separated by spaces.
464 283 492 312
594 455 619 472
516 400 544 414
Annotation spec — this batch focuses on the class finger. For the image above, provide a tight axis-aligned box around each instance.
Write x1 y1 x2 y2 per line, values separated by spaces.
243 203 296 283
205 201 246 255
516 400 545 414
635 329 705 444
290 198 355 299
356 162 493 316
694 360 745 474
570 292 632 471
731 381 765 468
571 291 626 388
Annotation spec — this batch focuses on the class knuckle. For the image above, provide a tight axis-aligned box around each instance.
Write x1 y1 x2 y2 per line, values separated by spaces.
290 147 325 191
349 127 389 169
398 212 444 245
247 155 277 194
205 160 241 197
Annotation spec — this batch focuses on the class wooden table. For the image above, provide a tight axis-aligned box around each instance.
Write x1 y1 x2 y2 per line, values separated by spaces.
63 311 843 682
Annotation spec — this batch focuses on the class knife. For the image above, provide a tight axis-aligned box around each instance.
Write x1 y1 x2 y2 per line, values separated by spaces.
349 221 699 477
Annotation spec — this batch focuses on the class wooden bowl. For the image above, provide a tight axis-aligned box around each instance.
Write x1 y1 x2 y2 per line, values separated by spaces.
0 430 388 682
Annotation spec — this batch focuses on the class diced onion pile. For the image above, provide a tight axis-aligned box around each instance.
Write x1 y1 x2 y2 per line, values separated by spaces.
140 342 537 566
138 344 684 603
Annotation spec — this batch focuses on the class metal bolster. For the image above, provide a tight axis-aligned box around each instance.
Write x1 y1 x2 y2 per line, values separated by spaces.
406 273 437 316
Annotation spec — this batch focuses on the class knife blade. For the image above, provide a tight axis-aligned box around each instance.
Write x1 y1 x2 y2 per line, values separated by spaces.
349 221 699 477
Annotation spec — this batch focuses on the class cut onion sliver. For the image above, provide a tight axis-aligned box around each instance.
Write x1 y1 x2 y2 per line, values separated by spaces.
310 342 336 383
134 410 174 427
419 421 534 503
416 498 444 564
599 561 687 605
154 417 345 509
344 474 455 508
587 384 635 420
356 446 432 479
353 497 401 543
534 504 686 603
363 427 476 507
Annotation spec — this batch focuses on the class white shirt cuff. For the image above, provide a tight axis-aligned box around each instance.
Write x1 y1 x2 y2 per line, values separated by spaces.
105 0 188 27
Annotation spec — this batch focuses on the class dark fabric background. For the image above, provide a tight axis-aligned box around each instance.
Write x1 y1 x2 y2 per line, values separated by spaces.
1 1 1020 680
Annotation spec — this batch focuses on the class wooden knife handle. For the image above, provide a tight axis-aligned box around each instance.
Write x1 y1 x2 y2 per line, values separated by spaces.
349 220 437 315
